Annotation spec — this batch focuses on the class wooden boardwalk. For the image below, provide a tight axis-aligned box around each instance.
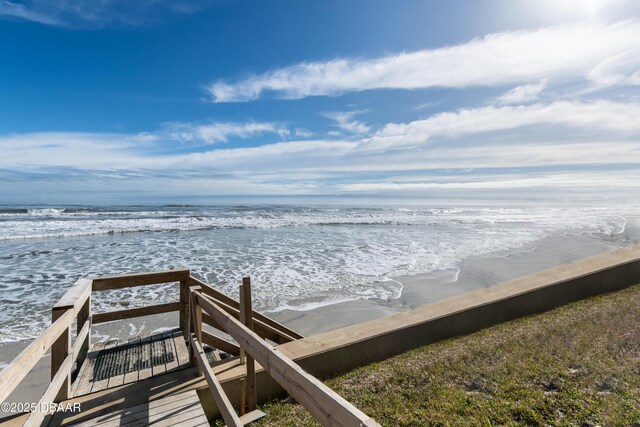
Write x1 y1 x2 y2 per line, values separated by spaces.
73 328 193 397
0 270 384 426
68 389 208 427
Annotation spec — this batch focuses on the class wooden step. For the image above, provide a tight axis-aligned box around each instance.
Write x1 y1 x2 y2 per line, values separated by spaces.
68 389 208 427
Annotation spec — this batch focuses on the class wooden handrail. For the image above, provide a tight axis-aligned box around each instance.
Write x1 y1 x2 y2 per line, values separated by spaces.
24 352 74 426
190 336 242 427
0 277 91 413
201 330 240 356
51 278 93 403
92 302 182 324
190 276 303 341
0 309 74 404
194 291 381 427
1 269 305 424
92 269 190 291
53 278 92 313
72 317 92 364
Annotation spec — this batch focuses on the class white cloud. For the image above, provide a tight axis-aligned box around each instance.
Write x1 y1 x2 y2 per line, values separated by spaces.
2 100 639 197
0 132 153 168
361 100 640 152
497 79 548 104
207 20 640 102
294 128 314 138
163 121 290 144
587 49 640 86
322 111 370 135
337 171 640 192
0 0 208 28
0 1 60 25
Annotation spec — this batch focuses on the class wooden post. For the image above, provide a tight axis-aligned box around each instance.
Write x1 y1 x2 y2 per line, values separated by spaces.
240 277 257 412
75 295 91 373
239 288 246 366
51 307 71 402
188 285 201 365
239 377 246 416
190 290 203 374
180 279 189 339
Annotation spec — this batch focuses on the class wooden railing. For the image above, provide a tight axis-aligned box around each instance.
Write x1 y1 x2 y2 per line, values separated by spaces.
0 269 305 426
188 279 381 427
90 269 191 334
0 278 91 427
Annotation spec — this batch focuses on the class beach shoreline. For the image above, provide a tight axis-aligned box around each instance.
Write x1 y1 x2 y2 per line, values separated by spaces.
1 222 639 416
270 226 636 335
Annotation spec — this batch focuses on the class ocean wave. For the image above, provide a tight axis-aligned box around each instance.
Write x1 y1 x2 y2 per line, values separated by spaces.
0 205 634 347
0 207 630 241
0 208 29 214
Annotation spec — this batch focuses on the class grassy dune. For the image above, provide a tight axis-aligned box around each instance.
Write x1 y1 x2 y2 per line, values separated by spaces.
253 284 640 426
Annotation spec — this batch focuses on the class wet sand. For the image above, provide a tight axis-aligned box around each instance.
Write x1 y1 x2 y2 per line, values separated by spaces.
2 223 639 418
271 230 633 334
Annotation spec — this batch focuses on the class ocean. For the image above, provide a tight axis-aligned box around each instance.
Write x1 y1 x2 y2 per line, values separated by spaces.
0 203 636 348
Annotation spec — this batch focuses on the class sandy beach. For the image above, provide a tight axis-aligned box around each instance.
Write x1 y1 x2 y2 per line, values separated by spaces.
272 225 637 335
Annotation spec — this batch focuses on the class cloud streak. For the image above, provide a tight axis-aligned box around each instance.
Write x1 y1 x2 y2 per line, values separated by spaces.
2 100 639 196
0 0 210 28
322 111 370 135
207 20 640 102
497 79 548 105
162 121 291 144
361 100 640 152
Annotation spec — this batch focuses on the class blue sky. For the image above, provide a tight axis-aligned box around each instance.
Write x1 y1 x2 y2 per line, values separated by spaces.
1 0 640 204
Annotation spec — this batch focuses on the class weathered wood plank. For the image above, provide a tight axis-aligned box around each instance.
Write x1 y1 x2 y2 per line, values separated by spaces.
192 290 203 375
92 269 190 291
68 389 202 427
71 344 101 398
202 330 240 356
150 334 167 378
191 276 303 340
90 340 118 393
71 316 91 363
172 329 191 370
53 278 92 312
240 277 257 412
24 353 74 427
238 409 267 425
51 307 72 401
191 336 242 427
137 336 153 382
163 331 180 373
0 309 74 404
122 337 140 385
151 409 209 427
106 338 128 389
92 302 182 324
196 292 380 427
201 297 295 344
76 298 91 370
188 285 201 365
179 279 189 339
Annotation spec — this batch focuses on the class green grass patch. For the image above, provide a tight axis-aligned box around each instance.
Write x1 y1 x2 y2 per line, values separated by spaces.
253 284 640 426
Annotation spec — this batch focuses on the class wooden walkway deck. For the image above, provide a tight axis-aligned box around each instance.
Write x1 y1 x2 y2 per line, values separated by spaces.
0 270 382 426
68 389 208 427
72 328 194 397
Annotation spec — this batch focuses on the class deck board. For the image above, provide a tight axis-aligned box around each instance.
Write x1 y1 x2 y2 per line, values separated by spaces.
172 331 191 371
72 328 191 397
68 389 207 427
